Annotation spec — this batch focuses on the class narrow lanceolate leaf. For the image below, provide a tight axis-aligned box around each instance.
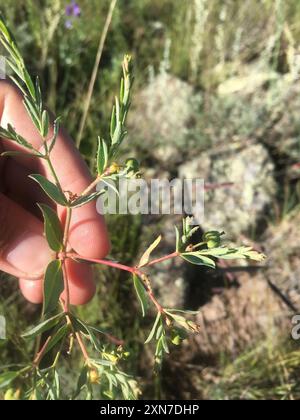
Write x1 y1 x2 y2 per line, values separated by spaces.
23 96 41 132
0 371 20 389
49 117 62 153
38 204 63 252
41 110 50 138
199 246 266 262
73 366 88 399
22 313 63 339
133 275 148 317
0 151 42 159
70 191 104 209
44 324 69 355
145 312 161 344
96 137 109 175
175 226 181 252
0 125 35 150
138 235 162 268
43 260 64 315
70 316 101 352
29 174 67 206
181 253 216 269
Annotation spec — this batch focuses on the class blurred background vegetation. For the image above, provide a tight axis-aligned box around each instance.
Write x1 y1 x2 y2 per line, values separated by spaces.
1 0 300 400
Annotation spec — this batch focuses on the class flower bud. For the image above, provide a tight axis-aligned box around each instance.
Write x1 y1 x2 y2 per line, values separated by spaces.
89 369 100 384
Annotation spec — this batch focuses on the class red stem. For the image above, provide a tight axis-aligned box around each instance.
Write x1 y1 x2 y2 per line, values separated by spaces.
33 336 52 366
145 251 179 267
68 253 165 313
68 253 135 274
76 332 90 362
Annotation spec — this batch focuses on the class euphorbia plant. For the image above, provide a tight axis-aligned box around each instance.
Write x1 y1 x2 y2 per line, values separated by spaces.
0 15 265 400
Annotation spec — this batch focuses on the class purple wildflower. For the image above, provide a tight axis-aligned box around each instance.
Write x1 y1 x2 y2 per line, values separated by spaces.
65 5 73 16
72 3 81 17
65 20 73 29
65 1 81 18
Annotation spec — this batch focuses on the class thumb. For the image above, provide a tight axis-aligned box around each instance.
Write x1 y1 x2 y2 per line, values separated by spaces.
0 193 52 279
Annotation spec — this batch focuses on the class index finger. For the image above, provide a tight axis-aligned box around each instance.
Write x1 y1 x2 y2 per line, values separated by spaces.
0 81 110 259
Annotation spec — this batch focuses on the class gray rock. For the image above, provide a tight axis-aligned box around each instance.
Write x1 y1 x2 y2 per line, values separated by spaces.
194 274 287 356
179 143 276 237
261 210 300 312
128 73 199 166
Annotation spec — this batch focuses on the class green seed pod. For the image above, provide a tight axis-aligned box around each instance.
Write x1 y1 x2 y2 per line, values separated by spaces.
203 231 224 248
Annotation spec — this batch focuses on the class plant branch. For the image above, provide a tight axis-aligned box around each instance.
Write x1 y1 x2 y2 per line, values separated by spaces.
45 155 65 198
81 175 102 197
33 336 52 367
62 261 70 313
68 253 135 274
145 251 179 268
68 253 165 314
75 332 90 363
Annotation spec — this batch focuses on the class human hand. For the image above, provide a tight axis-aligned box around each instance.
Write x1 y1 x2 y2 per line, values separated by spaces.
0 81 110 305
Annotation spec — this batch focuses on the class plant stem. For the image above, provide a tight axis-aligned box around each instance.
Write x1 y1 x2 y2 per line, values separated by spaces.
61 207 72 312
81 175 102 197
68 253 135 274
145 252 179 267
76 0 118 148
45 155 65 197
62 261 70 313
75 332 90 363
63 207 72 248
68 253 165 314
33 336 52 367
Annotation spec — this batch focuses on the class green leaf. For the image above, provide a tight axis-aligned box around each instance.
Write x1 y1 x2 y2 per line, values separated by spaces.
200 246 266 262
165 308 200 315
70 191 104 209
181 252 216 268
41 110 50 138
44 324 69 355
133 275 148 317
49 117 62 153
73 365 88 399
22 313 63 339
23 96 41 132
6 57 24 79
96 137 109 175
110 105 116 141
23 69 36 100
161 335 170 354
0 124 35 150
138 235 162 268
38 204 63 252
70 316 102 352
35 77 43 111
29 174 67 206
145 312 161 344
175 226 181 252
1 151 42 159
43 260 64 315
101 177 120 196
0 371 19 389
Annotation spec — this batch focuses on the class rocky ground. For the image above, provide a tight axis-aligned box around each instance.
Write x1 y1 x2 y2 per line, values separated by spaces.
129 64 300 397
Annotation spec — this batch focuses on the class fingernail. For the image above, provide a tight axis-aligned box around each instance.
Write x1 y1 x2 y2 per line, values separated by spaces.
6 232 52 278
